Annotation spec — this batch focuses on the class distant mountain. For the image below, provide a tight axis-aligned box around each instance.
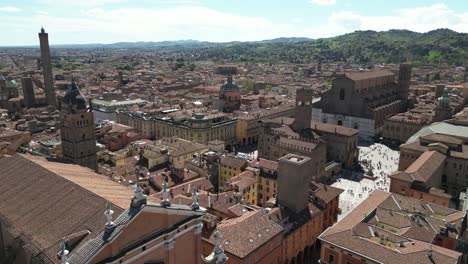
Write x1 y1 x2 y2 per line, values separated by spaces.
6 29 466 65
48 37 313 49
192 28 467 65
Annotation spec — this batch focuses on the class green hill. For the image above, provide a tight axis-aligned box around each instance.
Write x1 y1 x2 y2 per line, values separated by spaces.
195 29 468 66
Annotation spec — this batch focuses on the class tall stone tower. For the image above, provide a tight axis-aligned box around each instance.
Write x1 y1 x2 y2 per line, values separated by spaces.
60 82 97 171
21 76 36 108
38 27 56 107
293 88 313 132
398 63 412 110
277 154 312 213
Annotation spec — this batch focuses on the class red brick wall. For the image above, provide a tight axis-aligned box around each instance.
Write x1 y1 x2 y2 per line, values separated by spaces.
323 246 339 264
341 253 367 264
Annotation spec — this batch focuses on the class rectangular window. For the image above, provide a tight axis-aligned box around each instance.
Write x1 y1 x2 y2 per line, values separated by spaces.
328 254 334 264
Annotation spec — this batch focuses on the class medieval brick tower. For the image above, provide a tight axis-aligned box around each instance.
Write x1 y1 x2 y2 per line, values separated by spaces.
38 27 57 107
277 154 312 213
398 63 412 110
60 82 97 171
293 88 313 132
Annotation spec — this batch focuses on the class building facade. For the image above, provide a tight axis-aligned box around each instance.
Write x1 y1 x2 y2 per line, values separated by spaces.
117 110 237 148
398 133 468 200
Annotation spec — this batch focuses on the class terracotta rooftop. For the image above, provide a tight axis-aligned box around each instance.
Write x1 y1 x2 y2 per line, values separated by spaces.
319 190 465 264
24 154 140 208
311 182 344 204
420 133 463 146
0 154 125 263
205 210 283 259
345 70 395 81
221 155 248 169
310 121 358 136
249 158 278 171
403 150 446 183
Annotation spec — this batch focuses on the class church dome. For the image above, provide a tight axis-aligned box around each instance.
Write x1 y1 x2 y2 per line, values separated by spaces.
5 75 16 89
62 82 87 110
220 76 239 92
6 79 16 89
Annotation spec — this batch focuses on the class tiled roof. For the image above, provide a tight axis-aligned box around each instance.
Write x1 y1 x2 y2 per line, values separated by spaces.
221 155 247 169
226 171 256 191
205 210 283 258
345 70 394 81
249 158 278 171
310 121 358 136
319 190 465 264
24 154 139 208
311 182 344 204
0 154 125 264
403 150 446 183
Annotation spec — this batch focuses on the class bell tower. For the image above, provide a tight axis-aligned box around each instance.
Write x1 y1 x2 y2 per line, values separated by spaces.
398 63 412 110
293 88 313 132
60 82 97 171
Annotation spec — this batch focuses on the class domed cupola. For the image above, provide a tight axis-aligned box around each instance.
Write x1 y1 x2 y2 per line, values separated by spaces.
220 76 239 92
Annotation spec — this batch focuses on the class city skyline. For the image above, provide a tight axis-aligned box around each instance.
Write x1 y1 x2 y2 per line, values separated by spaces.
0 0 467 46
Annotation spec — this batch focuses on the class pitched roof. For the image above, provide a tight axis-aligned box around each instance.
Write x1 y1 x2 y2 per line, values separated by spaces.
205 210 283 259
24 154 138 208
311 182 344 204
345 70 395 81
403 150 446 183
221 155 247 169
319 190 464 264
310 121 358 136
249 158 278 171
0 154 125 264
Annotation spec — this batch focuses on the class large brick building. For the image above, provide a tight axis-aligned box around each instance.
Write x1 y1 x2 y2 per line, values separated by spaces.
258 88 359 177
395 131 468 201
312 64 412 140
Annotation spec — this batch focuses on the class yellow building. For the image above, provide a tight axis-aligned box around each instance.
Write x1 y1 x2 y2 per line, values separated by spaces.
158 137 208 168
250 158 279 207
219 155 247 191
225 170 258 205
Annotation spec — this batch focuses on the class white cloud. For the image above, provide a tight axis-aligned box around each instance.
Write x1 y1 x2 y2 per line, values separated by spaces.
306 3 468 38
0 5 302 44
1 2 467 45
310 0 336 6
37 0 126 7
0 6 21 12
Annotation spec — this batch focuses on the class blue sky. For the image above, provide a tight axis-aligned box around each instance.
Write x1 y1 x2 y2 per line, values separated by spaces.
0 0 467 45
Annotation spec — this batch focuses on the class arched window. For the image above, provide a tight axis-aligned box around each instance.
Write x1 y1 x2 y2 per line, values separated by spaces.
339 88 345 100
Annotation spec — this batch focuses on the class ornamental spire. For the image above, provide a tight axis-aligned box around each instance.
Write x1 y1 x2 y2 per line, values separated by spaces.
59 241 69 264
131 169 147 207
191 187 200 210
105 202 115 228
161 176 171 207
